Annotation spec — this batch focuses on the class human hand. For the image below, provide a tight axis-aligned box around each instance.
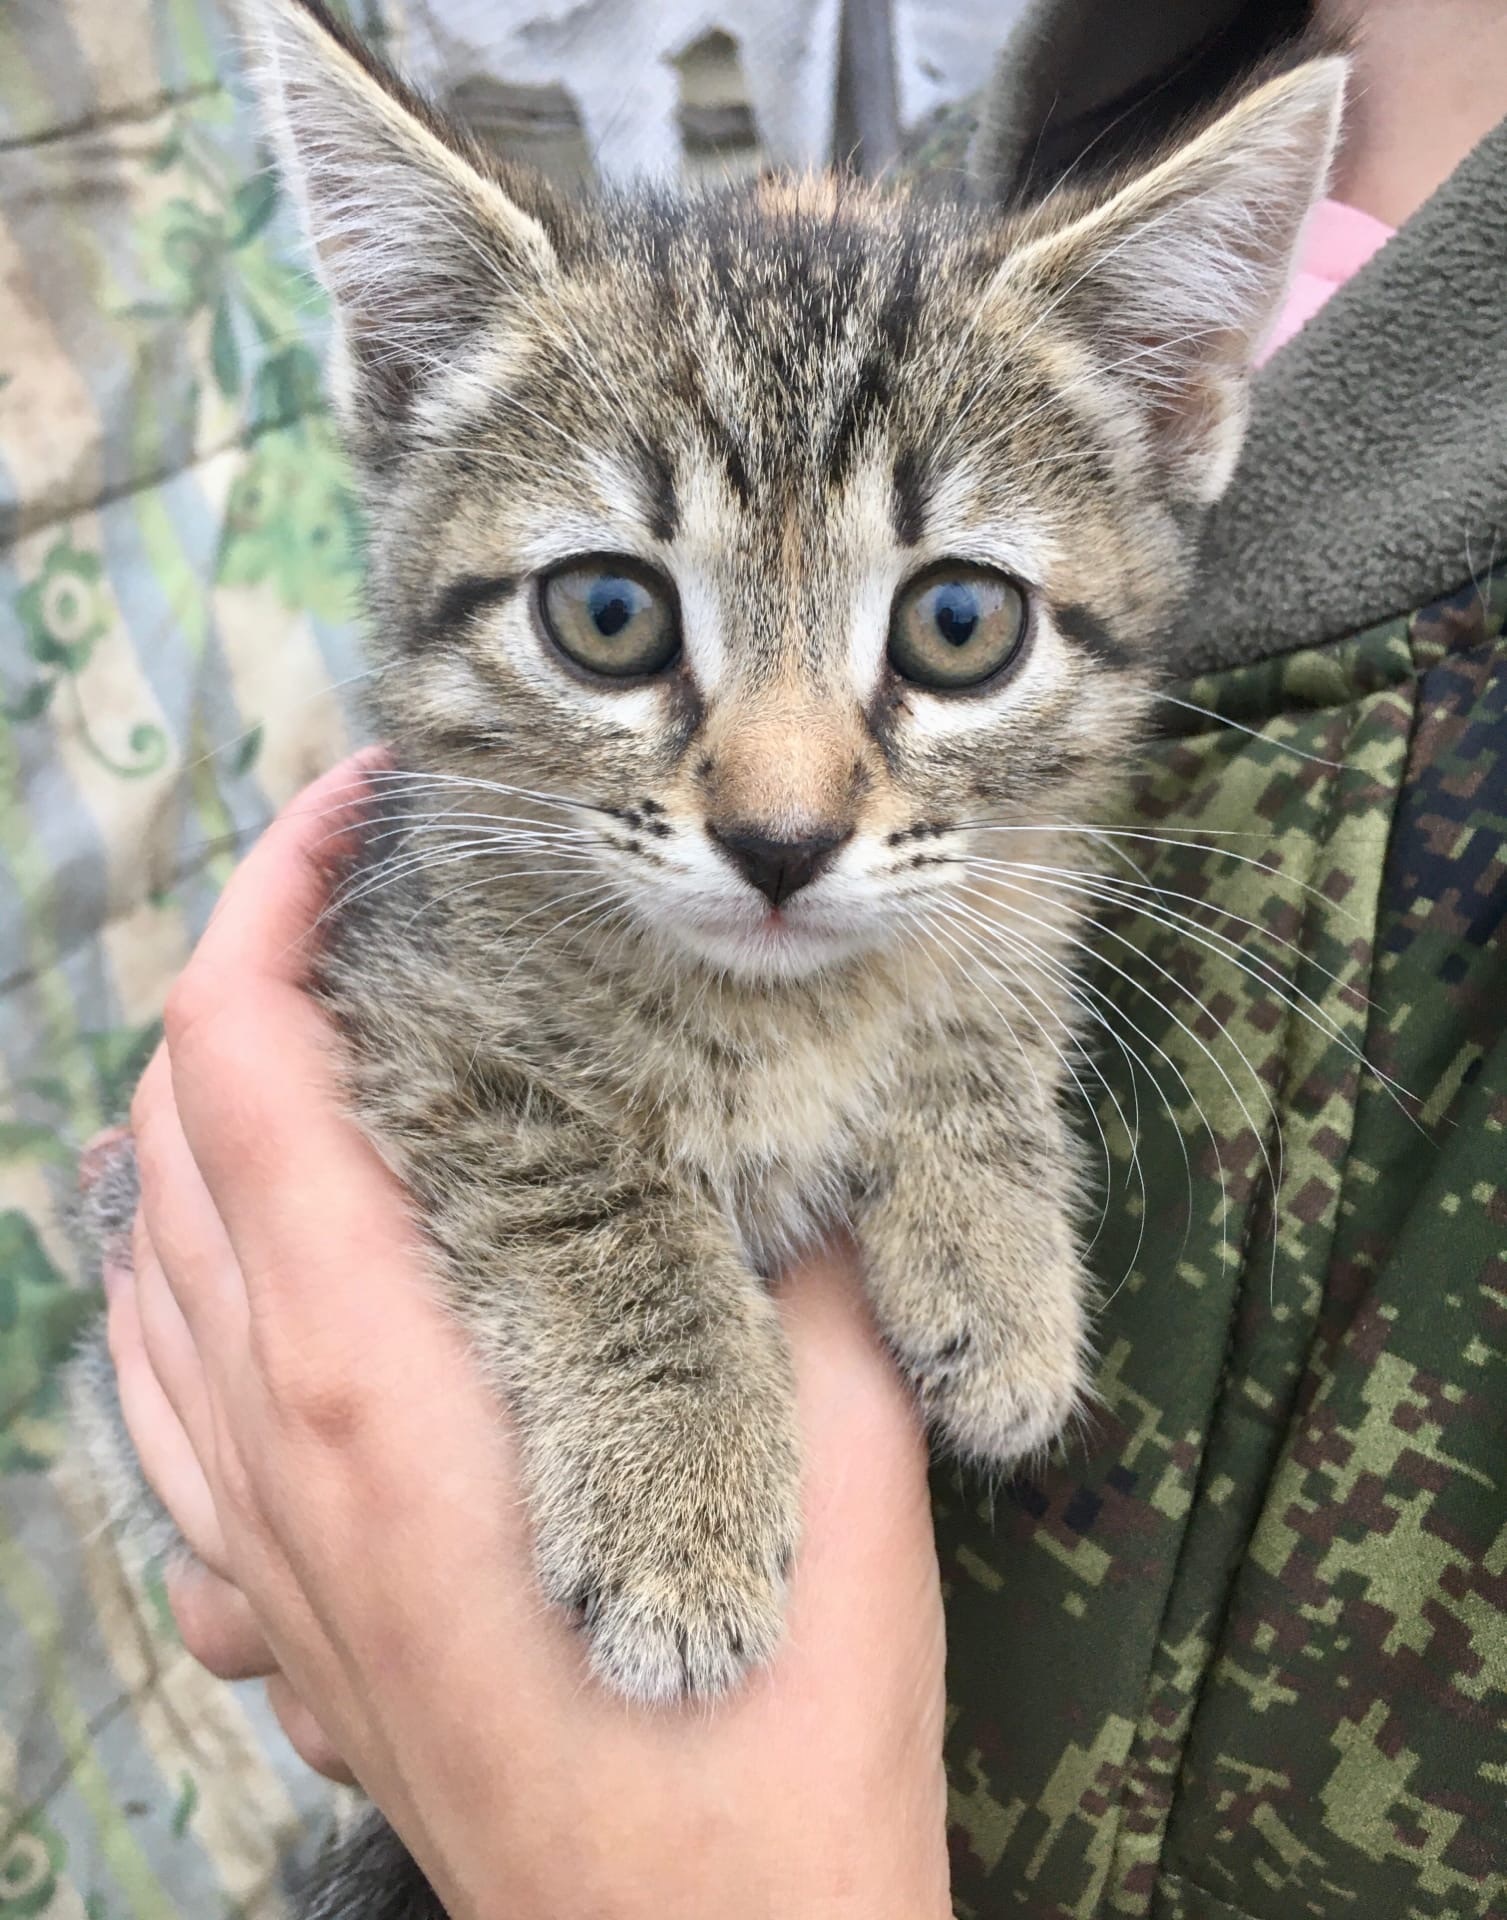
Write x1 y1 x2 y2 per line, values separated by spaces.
100 756 952 1920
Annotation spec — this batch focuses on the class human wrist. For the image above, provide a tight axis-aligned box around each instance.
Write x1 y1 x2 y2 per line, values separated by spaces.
419 1753 951 1920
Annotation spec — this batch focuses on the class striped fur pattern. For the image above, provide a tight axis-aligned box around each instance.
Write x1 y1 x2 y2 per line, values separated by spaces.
72 1 1342 1901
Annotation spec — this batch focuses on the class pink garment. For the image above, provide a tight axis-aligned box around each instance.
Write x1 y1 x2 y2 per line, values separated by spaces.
1256 197 1396 365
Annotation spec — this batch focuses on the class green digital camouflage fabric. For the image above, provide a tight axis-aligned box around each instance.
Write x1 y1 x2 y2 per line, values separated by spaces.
938 565 1507 1918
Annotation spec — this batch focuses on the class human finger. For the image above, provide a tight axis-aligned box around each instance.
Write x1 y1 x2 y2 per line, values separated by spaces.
168 1561 281 1682
105 1250 231 1575
132 1043 248 1357
182 750 385 998
159 759 431 1347
132 1208 224 1468
266 1671 360 1786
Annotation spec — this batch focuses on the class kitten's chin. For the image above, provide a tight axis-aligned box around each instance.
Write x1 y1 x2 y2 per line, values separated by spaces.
653 912 885 983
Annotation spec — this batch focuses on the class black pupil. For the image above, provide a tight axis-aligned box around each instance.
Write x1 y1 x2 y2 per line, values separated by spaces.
589 578 637 639
933 583 979 648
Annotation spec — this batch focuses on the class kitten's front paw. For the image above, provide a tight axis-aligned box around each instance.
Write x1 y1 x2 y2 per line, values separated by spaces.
904 1321 1087 1468
567 1538 793 1703
535 1435 800 1704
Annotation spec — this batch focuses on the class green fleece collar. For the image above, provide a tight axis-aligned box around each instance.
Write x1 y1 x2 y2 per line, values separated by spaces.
1175 110 1507 672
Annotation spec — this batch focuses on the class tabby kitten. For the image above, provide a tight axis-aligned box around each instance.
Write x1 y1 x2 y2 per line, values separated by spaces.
74 0 1341 1838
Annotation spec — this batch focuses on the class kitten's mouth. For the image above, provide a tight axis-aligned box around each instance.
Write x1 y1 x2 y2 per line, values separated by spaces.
747 893 848 939
750 908 832 953
658 893 890 982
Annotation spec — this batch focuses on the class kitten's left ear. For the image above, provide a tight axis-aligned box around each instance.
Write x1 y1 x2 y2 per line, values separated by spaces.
241 0 560 429
990 57 1347 505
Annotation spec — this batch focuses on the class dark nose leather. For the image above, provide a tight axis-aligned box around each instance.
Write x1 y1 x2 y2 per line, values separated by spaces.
710 826 850 907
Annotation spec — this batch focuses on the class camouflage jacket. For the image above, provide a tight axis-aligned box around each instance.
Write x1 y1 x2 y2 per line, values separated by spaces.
939 5 1507 1915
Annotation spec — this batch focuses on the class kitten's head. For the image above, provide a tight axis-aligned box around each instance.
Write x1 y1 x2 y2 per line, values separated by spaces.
250 0 1342 981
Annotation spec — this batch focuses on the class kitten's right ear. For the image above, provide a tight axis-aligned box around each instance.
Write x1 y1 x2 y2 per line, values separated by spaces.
240 0 558 424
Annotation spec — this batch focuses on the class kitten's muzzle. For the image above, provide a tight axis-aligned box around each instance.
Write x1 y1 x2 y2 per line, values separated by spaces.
708 825 851 907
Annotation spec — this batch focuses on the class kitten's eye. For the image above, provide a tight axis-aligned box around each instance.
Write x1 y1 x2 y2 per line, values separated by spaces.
539 557 680 679
889 564 1026 691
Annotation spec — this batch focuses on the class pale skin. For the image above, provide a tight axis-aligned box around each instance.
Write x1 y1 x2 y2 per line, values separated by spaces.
1317 0 1507 227
102 755 951 1920
101 9 1507 1913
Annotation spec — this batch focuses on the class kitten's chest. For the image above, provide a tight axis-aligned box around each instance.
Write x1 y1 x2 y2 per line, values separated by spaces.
622 980 907 1263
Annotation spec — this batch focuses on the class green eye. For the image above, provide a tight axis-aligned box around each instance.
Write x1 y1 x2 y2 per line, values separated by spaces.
889 564 1027 691
539 557 680 679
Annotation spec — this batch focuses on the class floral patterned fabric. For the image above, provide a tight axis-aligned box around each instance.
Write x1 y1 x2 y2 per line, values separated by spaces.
0 2 385 1912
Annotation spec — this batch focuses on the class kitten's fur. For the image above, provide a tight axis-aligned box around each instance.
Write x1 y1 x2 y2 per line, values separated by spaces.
68 1 1343 1908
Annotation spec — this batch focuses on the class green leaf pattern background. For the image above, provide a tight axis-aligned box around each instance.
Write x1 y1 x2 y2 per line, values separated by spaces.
1 2 388 1913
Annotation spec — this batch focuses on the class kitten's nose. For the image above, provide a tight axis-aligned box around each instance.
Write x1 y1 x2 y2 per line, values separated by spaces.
709 825 850 907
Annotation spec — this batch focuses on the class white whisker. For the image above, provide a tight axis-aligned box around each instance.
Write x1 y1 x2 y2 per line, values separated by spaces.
934 892 1210 1286
972 856 1418 1120
919 903 1131 1251
1132 686 1351 770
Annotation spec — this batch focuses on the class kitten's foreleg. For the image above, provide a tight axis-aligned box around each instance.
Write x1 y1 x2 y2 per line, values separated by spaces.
854 1028 1090 1467
436 1152 802 1704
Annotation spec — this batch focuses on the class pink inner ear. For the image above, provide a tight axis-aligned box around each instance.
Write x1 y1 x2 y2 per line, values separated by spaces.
1255 198 1396 366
